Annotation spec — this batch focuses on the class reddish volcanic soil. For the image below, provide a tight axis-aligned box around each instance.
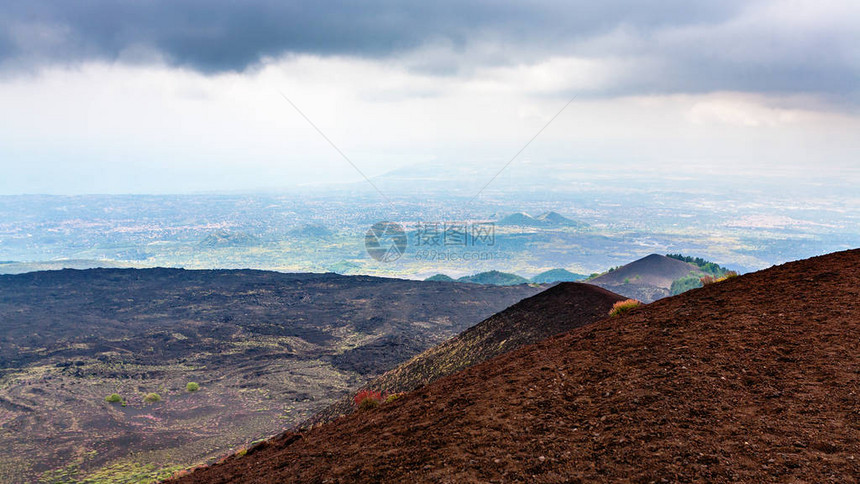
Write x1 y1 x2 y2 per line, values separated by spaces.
176 249 860 483
306 282 626 427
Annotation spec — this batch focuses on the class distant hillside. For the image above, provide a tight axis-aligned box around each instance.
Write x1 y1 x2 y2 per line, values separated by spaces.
305 283 625 426
497 211 587 228
496 212 540 226
179 249 860 483
531 268 587 283
589 254 701 302
198 230 259 248
289 223 333 239
534 211 587 227
0 269 542 483
0 259 131 274
424 274 454 282
665 253 735 295
457 270 530 286
588 254 735 301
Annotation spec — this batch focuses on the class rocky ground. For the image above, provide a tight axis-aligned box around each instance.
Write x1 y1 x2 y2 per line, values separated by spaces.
178 249 859 483
0 268 542 482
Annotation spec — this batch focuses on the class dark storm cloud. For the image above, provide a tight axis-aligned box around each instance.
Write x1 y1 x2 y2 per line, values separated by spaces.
0 0 857 97
0 0 746 70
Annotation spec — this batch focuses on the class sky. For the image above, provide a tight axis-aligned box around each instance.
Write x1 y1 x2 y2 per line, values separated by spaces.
0 0 858 194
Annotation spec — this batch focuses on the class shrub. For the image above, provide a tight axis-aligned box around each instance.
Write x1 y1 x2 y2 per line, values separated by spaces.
105 393 122 403
701 271 739 286
143 392 162 403
186 382 200 392
609 299 641 317
353 389 385 411
700 275 717 285
385 392 405 404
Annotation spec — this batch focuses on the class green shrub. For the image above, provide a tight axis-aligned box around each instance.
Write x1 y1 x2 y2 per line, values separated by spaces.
385 392 405 404
143 392 162 403
666 254 732 276
670 275 703 295
609 299 641 317
186 382 200 392
105 393 122 403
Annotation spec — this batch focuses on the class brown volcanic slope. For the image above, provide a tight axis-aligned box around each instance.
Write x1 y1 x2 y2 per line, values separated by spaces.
590 253 702 302
177 249 860 483
305 283 626 427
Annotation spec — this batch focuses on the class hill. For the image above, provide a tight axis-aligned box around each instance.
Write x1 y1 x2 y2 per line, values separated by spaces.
198 230 259 248
496 211 586 228
288 223 333 239
0 259 131 274
0 269 542 483
589 253 702 302
305 283 625 426
534 211 587 227
531 268 587 283
424 274 454 282
177 249 860 483
456 270 531 286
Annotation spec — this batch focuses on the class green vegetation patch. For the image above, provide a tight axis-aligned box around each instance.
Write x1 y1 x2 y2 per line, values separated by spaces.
609 299 641 317
670 275 703 295
667 254 732 277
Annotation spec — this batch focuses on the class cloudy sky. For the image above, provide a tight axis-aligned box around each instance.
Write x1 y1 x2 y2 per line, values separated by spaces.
0 0 858 194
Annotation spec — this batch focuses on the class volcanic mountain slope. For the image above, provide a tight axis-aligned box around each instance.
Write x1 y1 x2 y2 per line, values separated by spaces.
531 268 587 283
306 283 626 426
177 249 860 483
589 253 703 302
456 270 531 286
0 268 543 483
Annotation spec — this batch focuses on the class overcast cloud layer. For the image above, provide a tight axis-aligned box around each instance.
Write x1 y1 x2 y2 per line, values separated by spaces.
1 0 858 98
0 1 858 194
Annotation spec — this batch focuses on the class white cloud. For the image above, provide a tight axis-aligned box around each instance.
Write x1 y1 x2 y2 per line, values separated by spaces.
0 53 858 194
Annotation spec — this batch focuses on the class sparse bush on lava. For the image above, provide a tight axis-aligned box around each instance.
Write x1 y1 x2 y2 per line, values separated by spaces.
701 271 739 286
353 389 385 411
609 299 641 317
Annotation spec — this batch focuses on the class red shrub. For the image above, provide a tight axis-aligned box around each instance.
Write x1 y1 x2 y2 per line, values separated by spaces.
353 389 386 410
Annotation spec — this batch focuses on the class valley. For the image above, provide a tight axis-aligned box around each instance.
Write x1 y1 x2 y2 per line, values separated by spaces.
0 269 542 482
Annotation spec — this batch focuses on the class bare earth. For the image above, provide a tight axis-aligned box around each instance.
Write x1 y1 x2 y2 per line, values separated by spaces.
177 249 860 483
